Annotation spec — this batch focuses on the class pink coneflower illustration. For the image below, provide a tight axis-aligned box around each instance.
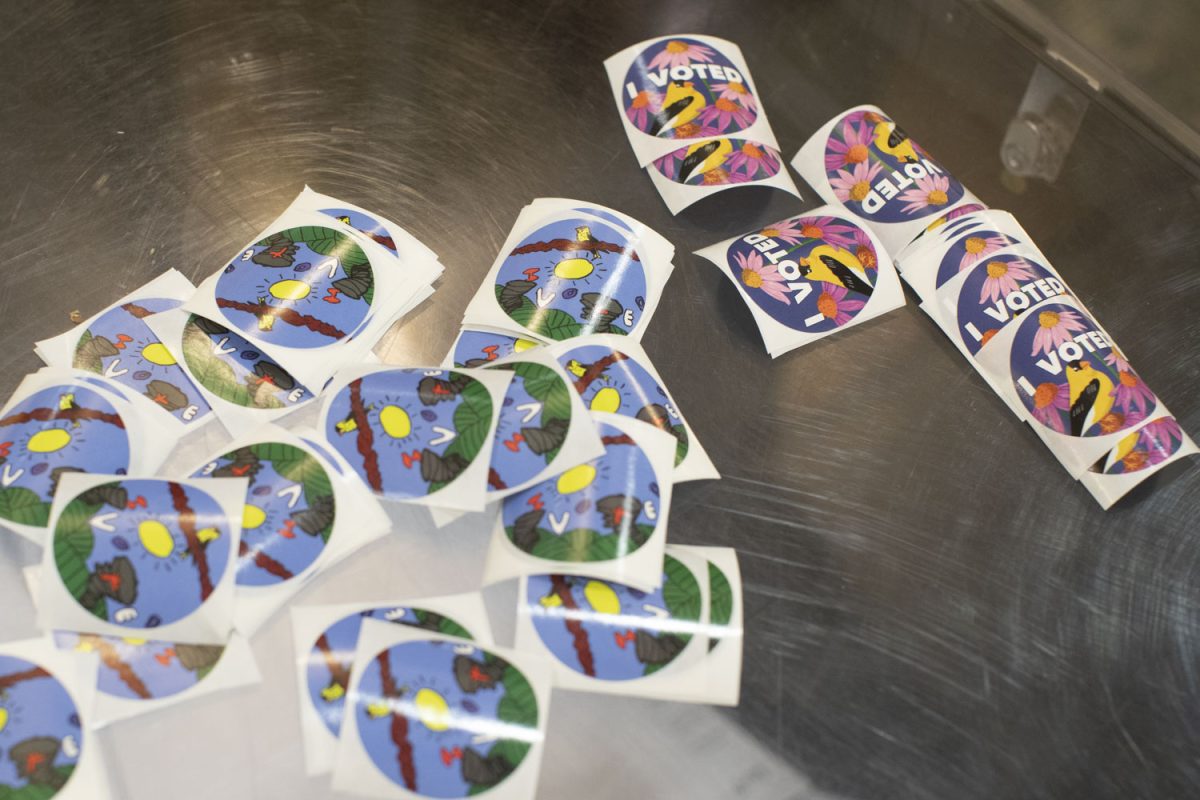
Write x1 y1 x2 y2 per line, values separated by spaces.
1030 308 1088 357
899 174 951 215
646 40 715 70
735 250 789 303
958 233 1014 272
816 283 866 326
1032 381 1070 433
1109 368 1156 416
830 161 883 204
824 119 874 171
978 258 1035 304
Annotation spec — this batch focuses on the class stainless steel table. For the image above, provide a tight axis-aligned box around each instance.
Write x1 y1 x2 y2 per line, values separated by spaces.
1 1 1197 798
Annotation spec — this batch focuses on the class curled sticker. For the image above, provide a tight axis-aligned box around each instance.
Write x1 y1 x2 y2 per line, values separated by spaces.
953 254 1069 354
1089 417 1188 475
181 315 308 410
52 632 225 701
0 654 83 795
652 138 783 186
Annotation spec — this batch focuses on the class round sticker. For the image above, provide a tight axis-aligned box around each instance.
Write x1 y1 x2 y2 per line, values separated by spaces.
652 138 782 185
621 37 757 140
707 560 734 653
493 217 647 340
450 330 540 369
824 108 966 223
486 363 573 492
0 654 82 795
353 640 537 797
190 442 335 586
304 606 474 736
526 555 701 680
52 479 232 628
724 215 878 332
319 207 398 255
72 297 211 424
0 384 131 529
1010 304 1157 437
933 230 1022 288
1091 417 1186 475
214 226 374 348
324 369 493 499
556 343 689 466
954 254 1068 354
501 420 661 562
180 315 308 410
53 632 226 700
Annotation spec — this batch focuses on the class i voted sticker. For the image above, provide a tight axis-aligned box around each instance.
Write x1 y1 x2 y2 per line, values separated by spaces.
1089 417 1187 475
214 226 374 349
954 254 1068 354
652 138 782 185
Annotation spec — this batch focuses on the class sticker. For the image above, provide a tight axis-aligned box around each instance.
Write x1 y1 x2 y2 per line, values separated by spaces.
524 554 701 680
723 214 879 332
70 297 212 425
351 640 538 798
651 137 783 186
1009 304 1157 437
0 654 83 795
53 632 225 700
51 479 232 628
1089 417 1188 475
190 442 335 586
0 385 131 532
180 314 309 410
951 253 1068 354
214 225 374 349
933 230 1022 288
304 607 475 738
492 217 647 339
500 419 660 563
322 369 494 500
447 330 540 369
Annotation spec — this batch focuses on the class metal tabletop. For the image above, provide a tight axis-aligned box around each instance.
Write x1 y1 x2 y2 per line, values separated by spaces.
1 1 1198 798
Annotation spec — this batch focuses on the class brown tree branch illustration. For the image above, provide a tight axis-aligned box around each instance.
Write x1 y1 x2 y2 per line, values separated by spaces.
510 238 641 261
488 468 507 491
238 540 294 581
550 575 596 677
86 635 151 699
168 482 214 600
348 379 383 492
314 633 352 690
601 434 636 446
215 298 347 340
0 666 50 692
376 649 417 790
120 302 155 319
574 352 628 395
0 407 127 429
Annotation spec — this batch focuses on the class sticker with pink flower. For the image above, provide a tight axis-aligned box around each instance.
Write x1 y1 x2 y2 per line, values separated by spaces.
651 138 782 186
953 254 1069 355
822 108 966 223
1010 302 1158 437
933 230 1022 287
723 214 878 332
620 37 759 139
1090 417 1188 475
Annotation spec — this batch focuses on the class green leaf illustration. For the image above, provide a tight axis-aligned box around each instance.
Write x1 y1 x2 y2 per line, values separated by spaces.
662 555 702 624
441 376 494 468
496 664 538 728
521 527 641 562
259 226 370 269
0 487 51 527
0 765 76 799
53 498 100 604
72 329 103 373
708 561 733 628
670 423 690 466
514 362 572 426
530 308 582 341
437 616 473 639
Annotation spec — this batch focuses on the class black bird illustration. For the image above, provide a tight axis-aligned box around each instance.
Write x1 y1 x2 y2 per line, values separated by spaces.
145 380 188 412
521 417 569 456
77 483 128 509
291 494 335 537
636 404 687 446
211 447 262 481
510 508 543 552
580 293 624 333
74 335 120 371
10 737 67 789
49 466 84 496
175 643 224 673
252 361 296 391
461 748 515 788
596 494 642 531
417 374 472 406
411 609 448 633
331 271 373 301
498 279 536 314
634 630 687 665
454 654 506 693
191 316 231 337
252 234 299 267
677 139 724 182
420 449 469 484
79 556 138 612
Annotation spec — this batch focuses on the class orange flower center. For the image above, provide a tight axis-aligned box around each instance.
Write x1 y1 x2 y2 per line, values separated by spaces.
1122 451 1149 470
850 181 871 202
817 292 838 319
741 268 763 289
1099 412 1126 434
1119 371 1138 387
727 81 747 94
741 142 763 158
986 261 1008 279
703 168 729 185
666 40 689 53
1033 382 1059 409
980 329 999 347
846 144 868 163
856 246 877 268
760 227 780 237
801 224 823 239
927 189 948 205
1038 311 1060 329
631 91 650 109
864 111 883 125
673 123 699 138
715 98 738 112
964 236 986 254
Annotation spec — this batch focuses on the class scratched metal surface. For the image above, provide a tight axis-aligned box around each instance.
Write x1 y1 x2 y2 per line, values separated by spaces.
1 1 1198 798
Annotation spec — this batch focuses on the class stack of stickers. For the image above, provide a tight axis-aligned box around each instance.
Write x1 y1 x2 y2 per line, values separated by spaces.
604 35 800 213
793 105 1198 507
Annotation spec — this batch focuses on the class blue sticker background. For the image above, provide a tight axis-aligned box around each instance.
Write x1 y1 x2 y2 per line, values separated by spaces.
450 330 538 369
0 654 82 794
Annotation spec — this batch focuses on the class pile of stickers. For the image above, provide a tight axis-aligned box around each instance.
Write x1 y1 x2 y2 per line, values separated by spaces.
791 105 1198 508
605 35 800 213
0 189 739 799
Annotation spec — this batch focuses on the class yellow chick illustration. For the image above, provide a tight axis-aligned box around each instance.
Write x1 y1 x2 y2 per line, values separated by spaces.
320 683 346 703
799 245 874 297
335 404 373 435
564 360 586 378
366 699 392 719
197 527 221 544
